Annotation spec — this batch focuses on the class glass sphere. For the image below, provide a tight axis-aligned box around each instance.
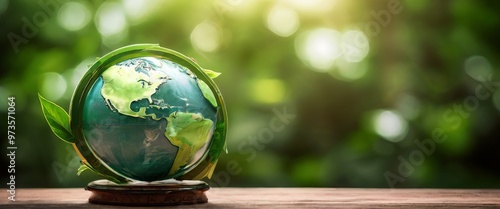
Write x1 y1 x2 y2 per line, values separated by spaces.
69 45 226 182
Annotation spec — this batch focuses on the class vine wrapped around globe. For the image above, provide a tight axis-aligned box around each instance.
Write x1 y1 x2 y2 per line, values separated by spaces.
39 44 227 183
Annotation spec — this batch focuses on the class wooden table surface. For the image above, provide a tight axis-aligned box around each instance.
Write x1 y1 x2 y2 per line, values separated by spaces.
2 188 500 208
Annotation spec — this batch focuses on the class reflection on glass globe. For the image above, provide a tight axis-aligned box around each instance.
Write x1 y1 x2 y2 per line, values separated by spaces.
81 57 217 181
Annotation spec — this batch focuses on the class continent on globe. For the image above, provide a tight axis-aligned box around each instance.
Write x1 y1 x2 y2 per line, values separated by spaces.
101 61 170 119
165 112 213 175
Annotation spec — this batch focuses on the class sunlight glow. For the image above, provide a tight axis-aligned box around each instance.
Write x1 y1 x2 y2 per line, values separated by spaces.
95 2 128 37
71 58 95 89
266 5 300 37
122 0 159 24
329 60 368 81
341 30 369 63
295 28 342 72
58 2 91 31
41 72 67 101
190 21 222 53
372 110 408 142
286 0 336 14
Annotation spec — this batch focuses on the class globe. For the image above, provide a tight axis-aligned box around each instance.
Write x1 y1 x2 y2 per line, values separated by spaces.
56 44 228 183
79 56 216 181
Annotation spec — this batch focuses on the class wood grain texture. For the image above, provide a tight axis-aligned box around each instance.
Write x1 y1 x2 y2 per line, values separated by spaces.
2 188 500 208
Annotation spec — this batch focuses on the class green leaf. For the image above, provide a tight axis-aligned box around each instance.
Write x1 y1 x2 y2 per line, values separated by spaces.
38 93 75 143
203 69 221 79
77 164 90 176
197 79 218 107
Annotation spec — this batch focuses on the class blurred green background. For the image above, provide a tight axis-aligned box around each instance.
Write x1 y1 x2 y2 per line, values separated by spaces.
1 0 500 188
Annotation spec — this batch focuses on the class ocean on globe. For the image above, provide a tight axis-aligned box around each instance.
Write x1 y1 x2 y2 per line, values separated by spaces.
81 56 217 181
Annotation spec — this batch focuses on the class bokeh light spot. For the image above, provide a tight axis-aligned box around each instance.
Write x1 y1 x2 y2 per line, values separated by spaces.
95 2 128 37
286 0 336 14
295 28 342 72
250 79 286 104
58 2 91 31
71 58 95 89
41 72 67 101
464 55 492 81
396 94 421 120
341 30 369 63
372 110 408 142
190 21 222 53
329 60 368 81
265 5 300 37
121 0 156 24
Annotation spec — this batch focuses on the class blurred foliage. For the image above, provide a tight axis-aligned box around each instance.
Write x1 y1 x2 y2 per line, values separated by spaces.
1 0 500 188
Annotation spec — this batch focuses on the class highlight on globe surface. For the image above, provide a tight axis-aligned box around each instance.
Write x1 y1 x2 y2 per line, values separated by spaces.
38 44 228 183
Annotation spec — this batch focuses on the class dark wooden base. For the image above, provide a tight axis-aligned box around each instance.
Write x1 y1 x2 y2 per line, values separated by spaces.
85 179 209 206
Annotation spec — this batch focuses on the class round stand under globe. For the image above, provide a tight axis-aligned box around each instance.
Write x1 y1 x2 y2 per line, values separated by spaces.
85 179 209 206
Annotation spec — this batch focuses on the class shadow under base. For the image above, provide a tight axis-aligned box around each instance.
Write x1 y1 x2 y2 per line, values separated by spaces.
85 179 210 206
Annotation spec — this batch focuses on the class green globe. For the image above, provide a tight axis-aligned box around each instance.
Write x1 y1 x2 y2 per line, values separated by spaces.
82 56 217 181
40 44 227 183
